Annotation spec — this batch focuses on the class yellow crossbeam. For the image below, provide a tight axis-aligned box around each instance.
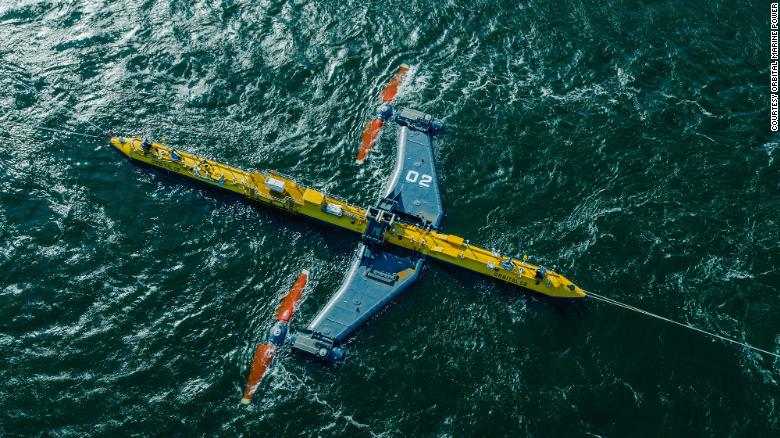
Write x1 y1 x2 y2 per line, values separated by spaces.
110 137 586 299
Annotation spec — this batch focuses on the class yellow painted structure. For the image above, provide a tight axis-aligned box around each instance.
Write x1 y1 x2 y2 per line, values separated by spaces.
110 137 587 299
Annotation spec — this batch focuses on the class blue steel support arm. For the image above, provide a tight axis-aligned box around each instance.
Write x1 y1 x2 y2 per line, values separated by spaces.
290 108 444 362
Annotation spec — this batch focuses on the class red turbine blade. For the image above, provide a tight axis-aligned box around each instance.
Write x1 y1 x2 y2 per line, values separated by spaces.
355 118 385 164
380 64 410 102
354 64 409 164
274 269 309 322
241 343 275 404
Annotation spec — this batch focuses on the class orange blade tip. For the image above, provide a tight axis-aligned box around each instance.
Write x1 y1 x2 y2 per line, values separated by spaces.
380 65 411 102
274 270 310 321
355 118 384 163
242 344 275 402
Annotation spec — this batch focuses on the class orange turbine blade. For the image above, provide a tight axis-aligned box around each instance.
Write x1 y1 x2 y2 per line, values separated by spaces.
355 118 385 164
241 344 275 404
380 64 410 102
274 269 309 322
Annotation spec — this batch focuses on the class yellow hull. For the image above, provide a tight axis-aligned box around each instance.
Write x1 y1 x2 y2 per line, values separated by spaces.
110 137 586 299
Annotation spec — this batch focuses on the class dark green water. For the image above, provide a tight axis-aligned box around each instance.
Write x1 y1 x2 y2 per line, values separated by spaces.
1 0 778 435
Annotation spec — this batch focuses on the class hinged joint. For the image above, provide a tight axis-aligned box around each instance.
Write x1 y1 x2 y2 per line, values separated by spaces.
362 207 396 246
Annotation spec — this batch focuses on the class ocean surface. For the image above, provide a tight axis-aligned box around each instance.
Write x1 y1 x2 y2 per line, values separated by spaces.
1 0 778 436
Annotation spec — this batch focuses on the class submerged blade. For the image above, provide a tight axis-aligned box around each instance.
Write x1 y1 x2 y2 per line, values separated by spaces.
274 269 309 322
241 343 275 404
380 64 410 103
355 118 385 164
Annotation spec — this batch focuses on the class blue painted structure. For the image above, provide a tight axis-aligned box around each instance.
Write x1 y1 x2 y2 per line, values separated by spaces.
290 108 444 361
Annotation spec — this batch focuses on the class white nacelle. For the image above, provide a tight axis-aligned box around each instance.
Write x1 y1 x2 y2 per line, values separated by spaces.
266 177 286 193
325 203 343 217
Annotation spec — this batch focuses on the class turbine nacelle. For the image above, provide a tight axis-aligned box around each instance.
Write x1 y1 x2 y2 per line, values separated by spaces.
267 321 288 346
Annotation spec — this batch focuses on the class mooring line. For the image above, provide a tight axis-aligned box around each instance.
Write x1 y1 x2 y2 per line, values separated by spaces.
0 68 109 137
35 125 103 139
587 291 780 359
5 122 104 140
